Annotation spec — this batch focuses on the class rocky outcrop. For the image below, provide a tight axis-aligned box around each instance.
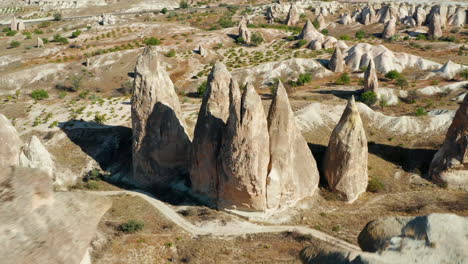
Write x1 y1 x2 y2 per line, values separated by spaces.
448 7 466 27
339 13 352 25
0 166 111 264
382 16 396 39
131 46 191 188
314 14 326 30
238 16 251 44
286 3 300 26
10 16 17 31
428 13 443 39
36 37 44 48
198 44 207 57
360 6 376 25
436 60 465 79
364 58 378 91
218 83 270 211
429 95 468 190
323 97 368 203
191 62 231 202
17 20 25 31
329 48 344 73
414 5 427 26
266 81 319 209
298 19 323 42
19 136 54 178
97 13 116 25
0 114 21 168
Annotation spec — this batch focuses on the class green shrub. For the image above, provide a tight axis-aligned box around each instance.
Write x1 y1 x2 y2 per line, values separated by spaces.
39 21 51 28
161 7 168 14
58 91 67 99
236 36 245 44
218 16 234 28
165 49 176 57
84 168 101 181
321 29 329 36
360 91 378 106
94 113 106 124
6 30 17 36
459 69 468 80
385 70 401 80
33 29 44 34
336 73 351 85
250 31 264 46
42 38 49 44
430 80 440 85
85 180 99 189
355 30 366 40
179 0 189 8
415 107 427 116
69 75 83 91
9 40 21 48
296 39 307 47
339 34 351 41
367 177 384 193
53 12 62 21
2 27 11 32
415 34 427 40
312 20 320 29
53 34 68 44
71 30 82 38
144 37 161 46
31 89 49 100
197 80 207 97
297 73 313 85
119 220 144 233
396 76 409 89
49 121 59 128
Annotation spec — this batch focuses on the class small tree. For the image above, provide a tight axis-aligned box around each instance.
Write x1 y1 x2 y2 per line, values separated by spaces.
71 30 82 38
161 8 168 14
197 80 207 97
355 30 366 40
312 21 320 29
165 49 176 57
336 73 351 85
396 76 409 89
69 75 83 91
9 40 21 48
360 91 378 106
297 73 313 86
459 69 468 80
179 0 189 9
119 220 144 233
321 29 329 36
385 70 401 80
31 89 49 100
144 37 161 46
53 12 63 21
251 32 264 46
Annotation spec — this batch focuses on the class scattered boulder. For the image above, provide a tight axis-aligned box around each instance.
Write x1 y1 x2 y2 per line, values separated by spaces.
17 21 25 31
191 62 231 202
429 95 468 190
329 48 344 73
198 44 207 57
238 16 251 44
219 83 270 211
0 114 22 168
0 166 111 264
97 13 116 25
36 37 44 48
298 19 323 42
323 97 368 203
286 3 300 26
428 13 443 39
382 16 396 39
266 81 319 209
19 136 55 178
364 58 378 91
358 216 413 252
131 46 191 188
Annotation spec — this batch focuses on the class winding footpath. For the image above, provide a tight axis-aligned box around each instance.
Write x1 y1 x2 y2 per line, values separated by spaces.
88 190 361 253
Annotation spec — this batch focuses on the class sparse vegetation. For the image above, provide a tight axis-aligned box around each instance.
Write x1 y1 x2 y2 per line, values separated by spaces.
415 107 428 116
396 76 409 89
53 12 63 21
250 32 264 46
165 49 176 57
9 40 21 48
367 177 385 193
119 220 145 233
385 70 401 80
31 89 49 100
197 80 207 97
355 30 366 40
335 73 351 85
360 91 378 106
144 37 161 46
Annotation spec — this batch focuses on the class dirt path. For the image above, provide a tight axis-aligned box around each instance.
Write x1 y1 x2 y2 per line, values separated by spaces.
87 190 362 253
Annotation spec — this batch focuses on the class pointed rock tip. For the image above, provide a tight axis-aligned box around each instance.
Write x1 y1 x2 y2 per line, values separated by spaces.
275 80 287 97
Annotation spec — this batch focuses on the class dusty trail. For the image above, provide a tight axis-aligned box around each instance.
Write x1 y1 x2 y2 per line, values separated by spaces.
87 190 362 253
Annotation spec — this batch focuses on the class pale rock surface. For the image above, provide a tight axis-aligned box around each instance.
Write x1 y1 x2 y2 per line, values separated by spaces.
286 3 300 26
435 60 466 79
323 97 368 203
10 16 17 31
219 83 269 211
308 39 323 50
337 40 349 50
238 16 251 44
266 81 319 209
0 114 21 168
131 46 191 188
382 16 396 39
428 13 443 39
17 20 25 31
414 5 427 26
298 19 323 42
36 37 44 48
322 36 338 49
429 95 468 190
364 58 378 91
339 13 352 25
0 166 111 264
19 136 54 178
198 44 207 57
329 48 344 73
314 14 326 30
448 7 466 27
191 62 231 202
360 6 376 25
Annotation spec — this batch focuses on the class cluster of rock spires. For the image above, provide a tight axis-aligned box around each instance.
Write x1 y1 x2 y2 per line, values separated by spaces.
0 114 111 264
9 16 25 31
298 19 347 51
131 47 375 210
